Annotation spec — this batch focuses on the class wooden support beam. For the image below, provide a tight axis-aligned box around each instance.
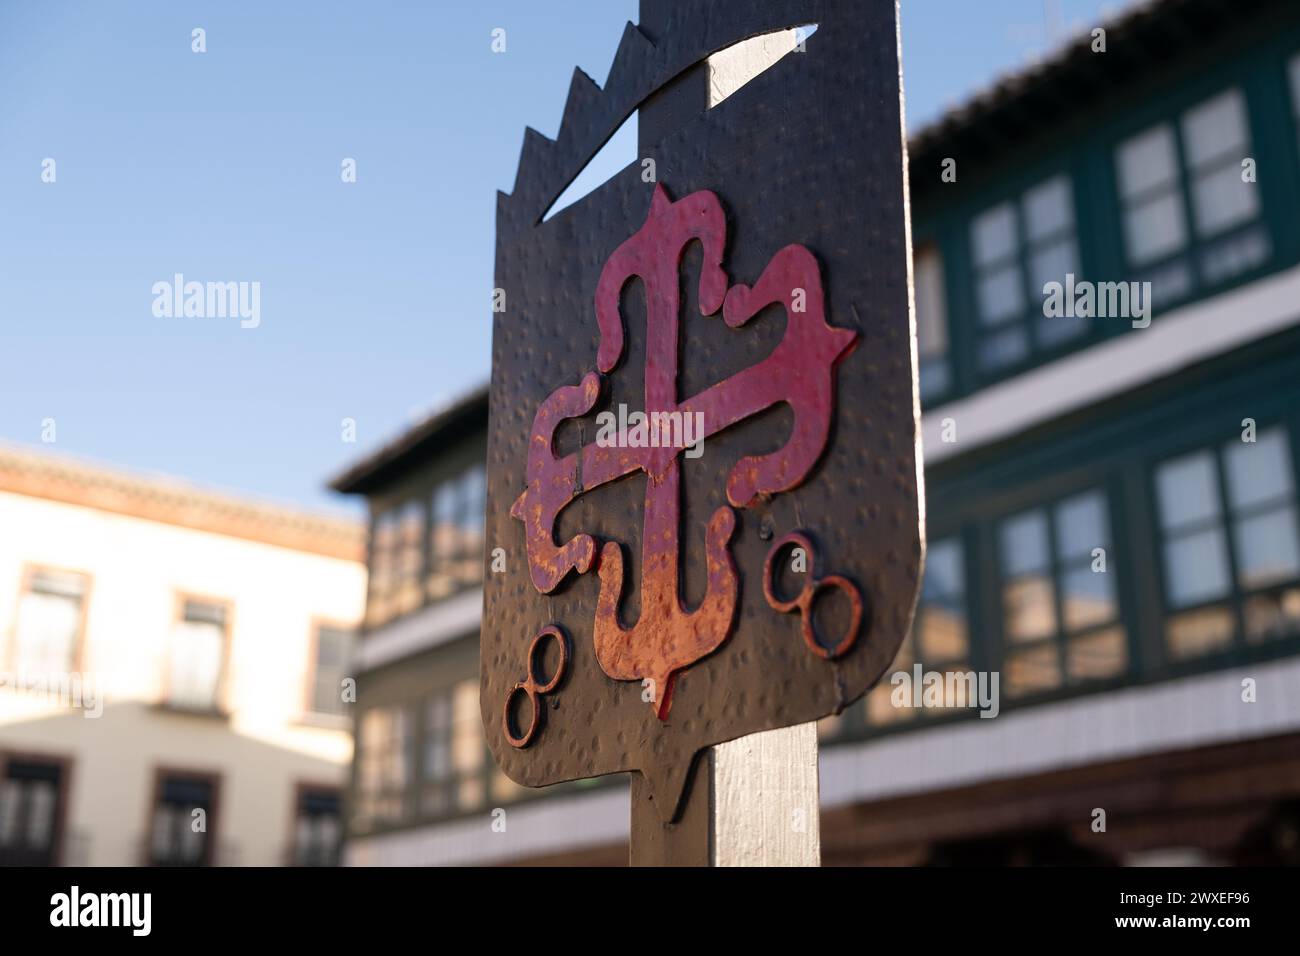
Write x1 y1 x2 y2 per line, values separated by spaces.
631 722 821 866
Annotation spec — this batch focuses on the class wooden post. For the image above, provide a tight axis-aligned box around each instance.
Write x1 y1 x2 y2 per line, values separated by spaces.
630 722 821 866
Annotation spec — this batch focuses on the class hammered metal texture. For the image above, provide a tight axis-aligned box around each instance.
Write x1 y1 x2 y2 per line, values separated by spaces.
483 0 921 821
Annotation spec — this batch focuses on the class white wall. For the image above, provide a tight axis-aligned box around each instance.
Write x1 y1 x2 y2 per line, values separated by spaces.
0 490 366 866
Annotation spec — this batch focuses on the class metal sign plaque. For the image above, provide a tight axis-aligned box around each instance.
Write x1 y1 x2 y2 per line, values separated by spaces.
483 0 920 821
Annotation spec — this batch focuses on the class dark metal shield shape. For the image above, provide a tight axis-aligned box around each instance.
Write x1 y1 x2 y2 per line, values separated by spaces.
483 0 921 821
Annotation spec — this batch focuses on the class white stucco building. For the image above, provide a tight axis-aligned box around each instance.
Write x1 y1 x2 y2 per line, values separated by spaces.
0 445 367 866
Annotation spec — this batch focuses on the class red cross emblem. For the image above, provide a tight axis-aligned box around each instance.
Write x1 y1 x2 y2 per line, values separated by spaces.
511 184 859 720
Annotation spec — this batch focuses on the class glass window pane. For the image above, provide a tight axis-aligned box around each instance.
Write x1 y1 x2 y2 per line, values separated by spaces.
424 695 451 781
1000 510 1050 575
316 627 350 668
1037 312 1088 349
1028 237 1078 294
461 465 486 530
977 265 1025 325
148 806 173 859
1117 124 1179 198
1124 193 1188 266
458 777 485 809
1022 176 1074 242
1042 314 1092 355
492 765 527 802
919 358 951 401
1003 575 1057 642
0 782 18 845
866 682 909 725
918 604 967 661
1067 627 1126 682
1244 587 1300 643
913 244 948 359
1005 645 1061 697
395 504 421 564
1156 451 1221 530
1223 429 1294 510
169 619 224 710
1181 89 1249 169
1166 606 1234 660
368 511 399 623
922 539 963 601
388 710 410 790
817 713 844 740
183 600 225 626
433 485 458 554
312 627 354 716
451 680 483 775
1055 491 1109 560
1163 529 1231 608
1191 163 1258 238
429 483 459 599
1060 566 1117 631
371 515 395 567
360 707 409 805
14 588 81 672
428 694 450 732
923 664 976 713
359 714 381 786
424 736 450 782
24 783 56 850
1233 506 1300 590
1200 226 1270 285
978 326 1030 370
866 633 914 725
30 569 86 599
1144 259 1195 309
372 502 423 622
456 465 488 587
1291 54 1300 117
972 203 1018 266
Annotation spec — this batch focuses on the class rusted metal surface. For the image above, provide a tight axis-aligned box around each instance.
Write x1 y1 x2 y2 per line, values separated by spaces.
483 0 921 822
503 625 570 748
510 185 857 719
763 531 864 660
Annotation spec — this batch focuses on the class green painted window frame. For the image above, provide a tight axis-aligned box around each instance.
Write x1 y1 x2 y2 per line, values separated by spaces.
967 174 1086 375
427 462 487 603
1148 421 1300 666
1113 86 1269 313
913 238 953 403
416 678 489 819
993 488 1128 702
353 703 412 833
912 26 1300 413
308 624 356 718
365 498 425 628
365 456 487 630
856 533 973 733
1289 51 1300 152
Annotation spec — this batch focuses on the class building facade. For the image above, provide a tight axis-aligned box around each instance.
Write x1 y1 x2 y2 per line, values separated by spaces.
0 446 366 866
335 0 1300 865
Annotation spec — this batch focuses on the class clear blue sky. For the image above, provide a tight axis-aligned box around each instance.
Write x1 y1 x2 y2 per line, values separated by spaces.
0 0 1123 515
